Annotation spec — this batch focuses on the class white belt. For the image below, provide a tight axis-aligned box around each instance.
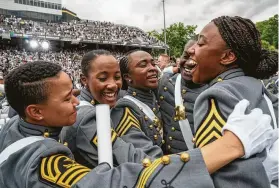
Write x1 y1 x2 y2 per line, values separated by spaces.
175 74 194 149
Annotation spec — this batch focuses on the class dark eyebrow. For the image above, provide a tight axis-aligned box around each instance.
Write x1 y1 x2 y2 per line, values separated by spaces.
65 89 73 98
199 34 207 41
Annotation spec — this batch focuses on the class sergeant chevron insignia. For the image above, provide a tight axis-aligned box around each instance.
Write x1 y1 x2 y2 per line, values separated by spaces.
40 154 90 188
194 98 226 148
115 107 141 136
91 129 118 148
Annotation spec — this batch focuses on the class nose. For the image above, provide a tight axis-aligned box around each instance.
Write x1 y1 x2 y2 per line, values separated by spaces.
187 44 195 56
72 95 80 107
106 79 118 90
149 63 158 74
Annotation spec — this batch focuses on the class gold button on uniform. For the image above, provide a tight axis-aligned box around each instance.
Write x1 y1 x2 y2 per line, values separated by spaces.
192 137 196 143
43 132 49 138
182 89 186 94
149 125 153 129
217 78 223 82
142 158 152 167
167 145 171 150
171 127 175 131
169 136 173 141
144 116 148 121
152 108 156 112
180 152 190 162
64 142 68 146
173 117 178 122
132 91 137 96
160 96 164 100
90 100 95 105
162 139 165 144
161 156 170 165
153 117 159 125
164 87 168 91
154 135 158 140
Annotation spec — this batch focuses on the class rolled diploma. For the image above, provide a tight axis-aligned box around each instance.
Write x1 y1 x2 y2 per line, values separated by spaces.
96 104 113 168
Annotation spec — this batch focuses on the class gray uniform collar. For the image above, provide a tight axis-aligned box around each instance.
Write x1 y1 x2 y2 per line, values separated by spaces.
209 68 245 86
127 86 157 109
80 88 96 105
19 118 61 140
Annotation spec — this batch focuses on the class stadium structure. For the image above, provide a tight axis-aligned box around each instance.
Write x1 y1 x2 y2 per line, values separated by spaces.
0 0 167 54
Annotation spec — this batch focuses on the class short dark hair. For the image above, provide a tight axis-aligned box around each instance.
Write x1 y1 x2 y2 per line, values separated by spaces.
81 49 111 77
5 61 62 117
213 16 278 79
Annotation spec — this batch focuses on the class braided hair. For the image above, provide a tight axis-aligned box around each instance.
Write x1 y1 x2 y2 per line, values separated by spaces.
119 49 143 90
212 16 278 79
81 49 111 77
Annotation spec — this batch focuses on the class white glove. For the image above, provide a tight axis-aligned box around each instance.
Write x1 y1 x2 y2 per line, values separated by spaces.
263 138 278 183
222 99 278 158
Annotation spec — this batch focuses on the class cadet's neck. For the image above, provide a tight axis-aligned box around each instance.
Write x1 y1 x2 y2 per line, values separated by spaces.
181 77 203 89
19 118 61 140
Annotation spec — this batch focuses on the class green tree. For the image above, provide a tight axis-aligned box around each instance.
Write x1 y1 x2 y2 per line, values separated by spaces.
148 23 197 57
261 40 277 51
256 14 278 49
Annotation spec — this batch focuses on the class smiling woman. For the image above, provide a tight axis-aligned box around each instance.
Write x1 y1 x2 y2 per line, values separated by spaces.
111 50 164 147
79 50 122 108
60 49 163 168
188 16 278 187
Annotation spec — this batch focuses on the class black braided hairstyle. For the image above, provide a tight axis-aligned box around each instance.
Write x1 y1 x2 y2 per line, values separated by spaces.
212 16 278 79
81 49 111 77
119 49 144 90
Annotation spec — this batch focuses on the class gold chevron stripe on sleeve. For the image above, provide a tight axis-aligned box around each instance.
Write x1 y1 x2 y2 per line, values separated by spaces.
92 129 118 147
194 98 226 148
40 154 90 187
198 130 222 148
115 107 141 136
137 158 162 187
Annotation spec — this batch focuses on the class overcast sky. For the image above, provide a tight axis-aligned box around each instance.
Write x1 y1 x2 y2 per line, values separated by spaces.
62 0 278 32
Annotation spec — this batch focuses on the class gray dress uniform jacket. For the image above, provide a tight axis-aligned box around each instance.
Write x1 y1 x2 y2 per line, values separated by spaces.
60 100 163 169
0 116 215 188
193 68 274 188
158 73 208 154
111 87 164 147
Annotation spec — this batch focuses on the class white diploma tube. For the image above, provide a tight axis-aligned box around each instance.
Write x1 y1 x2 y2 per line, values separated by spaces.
96 104 113 168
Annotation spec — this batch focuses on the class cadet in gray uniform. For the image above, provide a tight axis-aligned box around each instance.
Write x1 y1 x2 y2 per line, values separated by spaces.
158 40 208 154
111 50 163 148
187 16 278 187
60 50 163 168
0 61 275 188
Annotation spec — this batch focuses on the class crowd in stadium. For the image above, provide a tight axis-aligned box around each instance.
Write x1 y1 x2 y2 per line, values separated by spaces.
0 46 128 90
0 3 278 186
0 15 164 45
